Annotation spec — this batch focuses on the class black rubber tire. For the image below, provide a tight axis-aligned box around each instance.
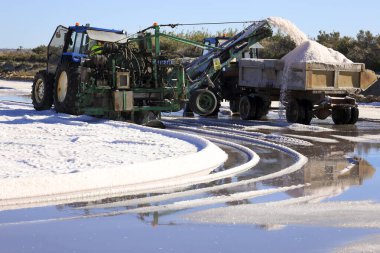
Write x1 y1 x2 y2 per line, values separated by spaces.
229 99 240 114
300 100 313 125
286 100 302 123
32 70 54 110
239 96 256 120
255 97 270 119
189 89 218 116
54 62 81 115
262 98 271 117
332 108 352 125
182 102 195 117
348 107 359 125
134 111 159 125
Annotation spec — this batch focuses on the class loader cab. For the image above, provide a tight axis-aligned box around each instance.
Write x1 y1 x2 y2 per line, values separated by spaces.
47 24 127 75
202 36 229 56
242 42 264 59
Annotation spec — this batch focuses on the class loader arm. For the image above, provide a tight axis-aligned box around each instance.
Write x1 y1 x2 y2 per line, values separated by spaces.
185 20 273 91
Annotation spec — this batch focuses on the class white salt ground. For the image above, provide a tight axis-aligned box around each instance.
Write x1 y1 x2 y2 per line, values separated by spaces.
0 102 201 178
0 80 228 202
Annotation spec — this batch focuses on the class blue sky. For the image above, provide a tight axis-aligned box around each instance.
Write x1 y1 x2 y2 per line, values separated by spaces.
1 0 379 48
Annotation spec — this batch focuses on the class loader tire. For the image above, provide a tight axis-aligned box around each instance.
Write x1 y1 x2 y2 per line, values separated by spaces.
32 70 54 110
332 107 351 125
54 62 81 115
348 107 359 125
134 111 159 125
189 89 218 116
239 96 256 120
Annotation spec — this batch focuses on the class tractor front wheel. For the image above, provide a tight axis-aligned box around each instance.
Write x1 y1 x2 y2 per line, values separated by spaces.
32 70 54 110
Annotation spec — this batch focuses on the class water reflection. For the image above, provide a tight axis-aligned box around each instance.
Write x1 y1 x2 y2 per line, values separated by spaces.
260 141 376 202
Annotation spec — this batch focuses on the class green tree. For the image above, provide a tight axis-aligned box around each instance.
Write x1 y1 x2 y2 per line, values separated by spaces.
260 32 296 59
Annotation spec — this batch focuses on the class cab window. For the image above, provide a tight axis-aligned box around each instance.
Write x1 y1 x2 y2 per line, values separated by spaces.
73 32 83 53
81 34 89 54
66 32 76 53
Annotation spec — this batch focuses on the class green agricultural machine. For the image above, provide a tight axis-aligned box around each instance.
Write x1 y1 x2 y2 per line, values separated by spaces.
32 21 273 124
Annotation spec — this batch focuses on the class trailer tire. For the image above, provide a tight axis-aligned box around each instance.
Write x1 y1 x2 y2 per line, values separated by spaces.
32 70 54 110
229 99 240 114
255 97 270 119
189 89 218 116
301 100 313 125
332 108 351 125
262 98 271 117
286 100 302 123
348 107 359 124
239 96 256 120
54 62 81 115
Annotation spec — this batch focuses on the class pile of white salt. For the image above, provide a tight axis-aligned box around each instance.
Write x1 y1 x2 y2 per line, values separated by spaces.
267 17 353 66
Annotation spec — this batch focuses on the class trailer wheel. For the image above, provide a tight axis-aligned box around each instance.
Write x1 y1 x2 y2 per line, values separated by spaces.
286 100 303 123
229 99 240 114
301 100 313 125
348 107 359 124
239 96 256 120
32 70 54 110
332 108 351 125
255 97 271 119
189 89 218 116
54 62 81 115
262 98 271 117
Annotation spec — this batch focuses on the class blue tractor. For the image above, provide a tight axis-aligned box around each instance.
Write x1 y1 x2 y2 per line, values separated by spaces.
31 23 188 124
32 24 128 114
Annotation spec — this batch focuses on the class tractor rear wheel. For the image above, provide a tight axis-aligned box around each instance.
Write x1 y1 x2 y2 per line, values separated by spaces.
54 62 81 115
189 89 219 116
32 70 54 110
239 96 256 120
332 107 351 125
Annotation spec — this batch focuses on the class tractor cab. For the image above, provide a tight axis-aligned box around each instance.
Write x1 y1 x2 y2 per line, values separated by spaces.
47 24 127 75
